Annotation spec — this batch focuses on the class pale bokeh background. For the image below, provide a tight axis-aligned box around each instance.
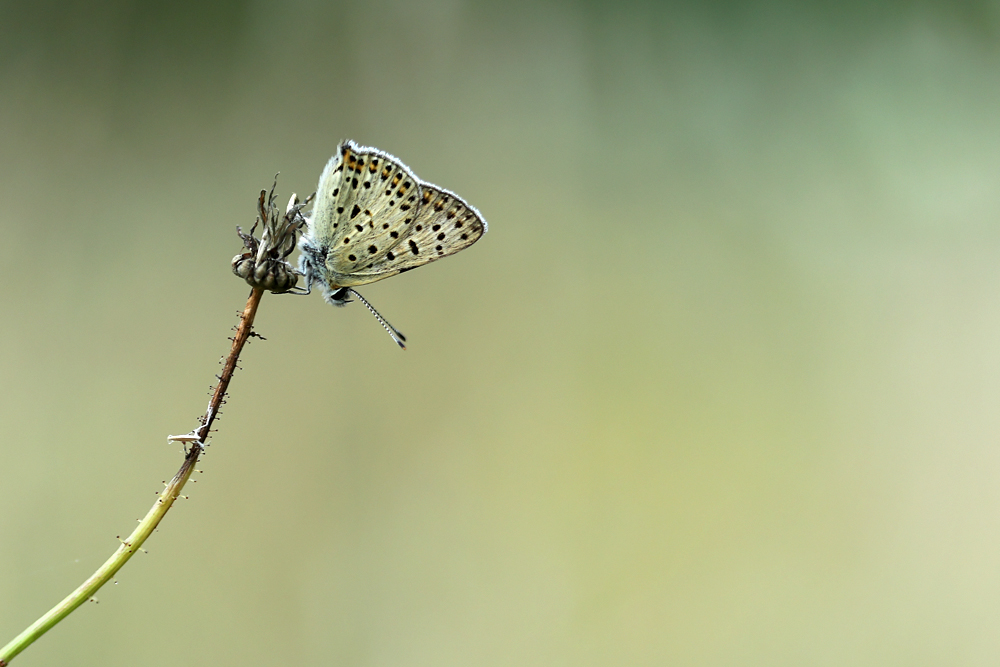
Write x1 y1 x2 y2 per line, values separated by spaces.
3 1 1000 665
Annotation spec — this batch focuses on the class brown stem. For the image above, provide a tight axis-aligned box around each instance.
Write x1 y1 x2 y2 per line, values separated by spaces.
195 287 265 447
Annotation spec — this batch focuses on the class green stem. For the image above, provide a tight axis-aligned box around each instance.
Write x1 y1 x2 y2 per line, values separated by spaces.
0 450 199 665
0 287 265 665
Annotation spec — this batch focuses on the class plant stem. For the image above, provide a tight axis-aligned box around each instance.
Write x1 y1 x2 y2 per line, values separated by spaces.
0 287 265 666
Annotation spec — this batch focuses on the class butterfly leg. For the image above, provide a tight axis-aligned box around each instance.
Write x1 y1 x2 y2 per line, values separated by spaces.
280 284 311 296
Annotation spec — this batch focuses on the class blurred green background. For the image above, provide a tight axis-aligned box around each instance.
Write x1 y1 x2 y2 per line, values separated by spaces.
3 0 1000 665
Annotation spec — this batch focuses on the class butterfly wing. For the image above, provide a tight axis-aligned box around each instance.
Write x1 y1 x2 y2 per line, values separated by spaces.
328 182 487 287
306 140 422 282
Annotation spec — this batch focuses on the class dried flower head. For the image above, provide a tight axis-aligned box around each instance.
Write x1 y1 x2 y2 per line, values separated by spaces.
232 177 312 293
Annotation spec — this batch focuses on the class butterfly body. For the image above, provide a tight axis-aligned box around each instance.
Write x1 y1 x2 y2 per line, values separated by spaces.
299 140 487 306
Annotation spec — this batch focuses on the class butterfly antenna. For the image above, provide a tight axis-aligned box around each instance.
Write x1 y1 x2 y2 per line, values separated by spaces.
348 288 407 350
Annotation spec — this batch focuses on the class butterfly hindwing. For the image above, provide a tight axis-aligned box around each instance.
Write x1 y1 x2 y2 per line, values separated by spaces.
325 183 486 286
374 183 487 274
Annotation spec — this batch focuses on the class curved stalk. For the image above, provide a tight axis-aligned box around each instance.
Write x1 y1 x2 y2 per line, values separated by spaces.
0 287 265 665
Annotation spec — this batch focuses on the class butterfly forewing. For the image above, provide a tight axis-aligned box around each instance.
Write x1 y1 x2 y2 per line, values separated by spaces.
307 152 346 245
302 140 487 292
312 141 421 277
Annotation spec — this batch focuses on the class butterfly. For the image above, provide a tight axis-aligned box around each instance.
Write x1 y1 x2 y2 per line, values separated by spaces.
297 140 487 348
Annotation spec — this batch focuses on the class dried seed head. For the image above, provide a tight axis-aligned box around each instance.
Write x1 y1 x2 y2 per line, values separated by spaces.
232 176 312 293
232 254 299 292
